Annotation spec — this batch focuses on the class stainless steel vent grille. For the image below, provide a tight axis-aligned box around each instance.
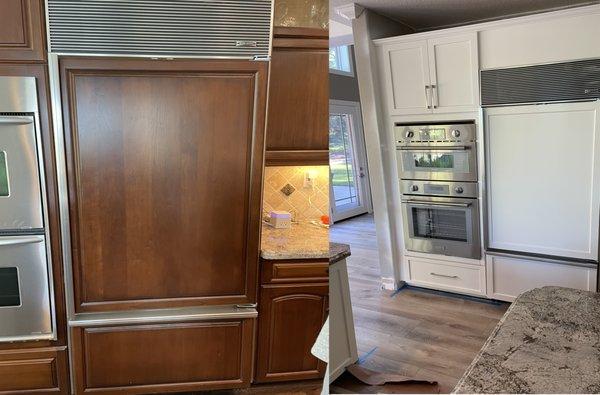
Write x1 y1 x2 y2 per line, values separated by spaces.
481 59 600 106
47 0 273 58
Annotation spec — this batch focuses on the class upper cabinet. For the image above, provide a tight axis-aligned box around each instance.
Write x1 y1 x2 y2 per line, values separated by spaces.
379 32 479 116
0 0 46 62
265 27 329 166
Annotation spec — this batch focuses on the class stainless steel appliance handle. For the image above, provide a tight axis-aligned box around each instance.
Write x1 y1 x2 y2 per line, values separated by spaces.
402 200 471 208
0 236 44 246
425 85 432 109
431 84 438 109
430 272 458 279
397 146 470 151
0 116 33 125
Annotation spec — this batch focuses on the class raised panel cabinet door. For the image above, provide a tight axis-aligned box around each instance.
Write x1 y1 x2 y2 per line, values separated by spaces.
0 0 46 62
380 40 432 116
266 28 329 156
60 58 267 313
255 283 328 383
71 319 254 393
428 33 479 113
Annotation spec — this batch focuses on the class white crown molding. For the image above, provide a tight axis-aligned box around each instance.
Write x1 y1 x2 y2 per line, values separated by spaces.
373 3 600 45
335 3 364 20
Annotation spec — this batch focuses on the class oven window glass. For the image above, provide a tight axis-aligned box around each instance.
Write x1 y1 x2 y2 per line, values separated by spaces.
413 153 454 169
412 207 468 242
0 267 20 307
0 152 8 197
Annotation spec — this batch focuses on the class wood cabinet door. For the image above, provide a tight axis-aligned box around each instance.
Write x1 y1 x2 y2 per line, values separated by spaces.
380 40 432 116
71 319 254 393
266 27 329 165
59 58 267 313
255 283 328 383
0 0 46 62
428 33 479 113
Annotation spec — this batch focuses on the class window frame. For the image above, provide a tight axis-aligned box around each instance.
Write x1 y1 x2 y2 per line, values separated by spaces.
329 45 355 77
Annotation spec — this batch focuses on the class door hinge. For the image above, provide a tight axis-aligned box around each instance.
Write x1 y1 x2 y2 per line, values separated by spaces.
235 303 257 309
253 55 270 61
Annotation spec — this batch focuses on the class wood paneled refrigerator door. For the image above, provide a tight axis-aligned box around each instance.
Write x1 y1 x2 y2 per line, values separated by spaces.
59 58 267 313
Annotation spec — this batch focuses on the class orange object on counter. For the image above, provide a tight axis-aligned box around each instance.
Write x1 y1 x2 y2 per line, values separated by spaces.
320 215 330 225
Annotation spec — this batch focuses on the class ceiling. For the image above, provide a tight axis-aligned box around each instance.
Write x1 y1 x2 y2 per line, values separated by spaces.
330 0 598 32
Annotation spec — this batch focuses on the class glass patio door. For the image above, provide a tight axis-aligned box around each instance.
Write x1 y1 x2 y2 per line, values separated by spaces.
329 100 371 222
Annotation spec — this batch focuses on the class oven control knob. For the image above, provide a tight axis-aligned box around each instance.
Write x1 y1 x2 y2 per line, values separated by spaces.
405 130 414 138
411 185 419 192
451 129 461 138
454 186 464 194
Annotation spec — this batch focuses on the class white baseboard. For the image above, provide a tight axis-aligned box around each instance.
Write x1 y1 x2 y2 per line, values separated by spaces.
381 277 399 290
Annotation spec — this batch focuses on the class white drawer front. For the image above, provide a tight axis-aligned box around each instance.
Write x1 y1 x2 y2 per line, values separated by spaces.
407 257 485 296
486 254 597 302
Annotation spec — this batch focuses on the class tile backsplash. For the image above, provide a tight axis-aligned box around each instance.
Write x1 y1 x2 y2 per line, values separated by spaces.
263 166 329 221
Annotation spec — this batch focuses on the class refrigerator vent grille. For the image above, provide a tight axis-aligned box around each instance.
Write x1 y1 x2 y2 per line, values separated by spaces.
47 0 273 58
481 59 600 106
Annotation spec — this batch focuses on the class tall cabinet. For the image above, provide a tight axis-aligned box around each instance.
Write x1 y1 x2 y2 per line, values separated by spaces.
0 1 70 393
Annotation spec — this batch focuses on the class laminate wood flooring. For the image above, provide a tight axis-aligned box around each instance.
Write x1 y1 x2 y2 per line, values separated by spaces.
329 214 510 394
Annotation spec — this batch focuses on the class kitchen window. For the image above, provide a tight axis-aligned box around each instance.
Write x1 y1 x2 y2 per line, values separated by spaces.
329 45 353 76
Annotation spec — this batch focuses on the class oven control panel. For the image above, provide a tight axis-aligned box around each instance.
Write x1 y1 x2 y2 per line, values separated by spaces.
395 122 476 144
401 180 478 198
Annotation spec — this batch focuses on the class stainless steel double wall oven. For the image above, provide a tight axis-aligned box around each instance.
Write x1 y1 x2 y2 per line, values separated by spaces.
0 77 54 342
396 122 481 259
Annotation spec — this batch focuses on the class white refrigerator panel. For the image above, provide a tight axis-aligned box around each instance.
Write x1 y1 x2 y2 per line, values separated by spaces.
485 101 600 260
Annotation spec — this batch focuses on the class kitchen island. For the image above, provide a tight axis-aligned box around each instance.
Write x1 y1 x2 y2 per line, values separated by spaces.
454 286 600 394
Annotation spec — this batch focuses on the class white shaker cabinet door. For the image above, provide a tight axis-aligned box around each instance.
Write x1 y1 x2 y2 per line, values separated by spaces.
485 101 600 260
380 40 432 116
428 33 479 114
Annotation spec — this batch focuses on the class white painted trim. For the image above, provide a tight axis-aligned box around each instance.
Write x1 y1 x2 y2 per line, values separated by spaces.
372 4 600 45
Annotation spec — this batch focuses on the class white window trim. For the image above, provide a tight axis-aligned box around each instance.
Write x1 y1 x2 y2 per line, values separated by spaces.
329 46 355 77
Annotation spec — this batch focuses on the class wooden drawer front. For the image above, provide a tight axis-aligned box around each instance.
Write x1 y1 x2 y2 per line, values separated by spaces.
262 260 329 283
255 283 328 383
0 347 68 394
407 257 485 296
72 319 254 393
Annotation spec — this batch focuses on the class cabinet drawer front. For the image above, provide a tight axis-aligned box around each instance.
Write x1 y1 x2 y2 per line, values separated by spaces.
72 319 254 393
0 348 68 393
264 260 329 283
407 257 484 296
486 254 597 302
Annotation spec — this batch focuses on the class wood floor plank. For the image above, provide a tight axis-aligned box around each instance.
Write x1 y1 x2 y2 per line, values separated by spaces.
330 214 509 394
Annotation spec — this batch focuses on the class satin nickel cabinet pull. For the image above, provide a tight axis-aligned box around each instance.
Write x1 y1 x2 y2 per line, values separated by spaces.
235 303 258 309
430 272 458 279
431 84 438 108
425 85 432 109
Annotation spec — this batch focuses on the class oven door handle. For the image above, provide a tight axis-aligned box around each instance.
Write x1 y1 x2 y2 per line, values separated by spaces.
402 199 471 208
0 116 33 125
396 146 470 151
0 236 44 246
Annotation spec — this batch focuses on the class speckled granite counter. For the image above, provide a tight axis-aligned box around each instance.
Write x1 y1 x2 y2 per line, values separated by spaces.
260 222 329 260
329 242 351 264
453 286 600 394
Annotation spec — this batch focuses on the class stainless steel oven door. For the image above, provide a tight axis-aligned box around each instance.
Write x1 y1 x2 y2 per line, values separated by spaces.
396 143 477 182
0 235 53 341
0 115 43 232
402 196 481 259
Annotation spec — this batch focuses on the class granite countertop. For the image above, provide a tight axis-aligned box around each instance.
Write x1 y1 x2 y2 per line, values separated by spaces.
329 242 351 264
260 223 352 262
260 221 329 260
453 286 600 394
